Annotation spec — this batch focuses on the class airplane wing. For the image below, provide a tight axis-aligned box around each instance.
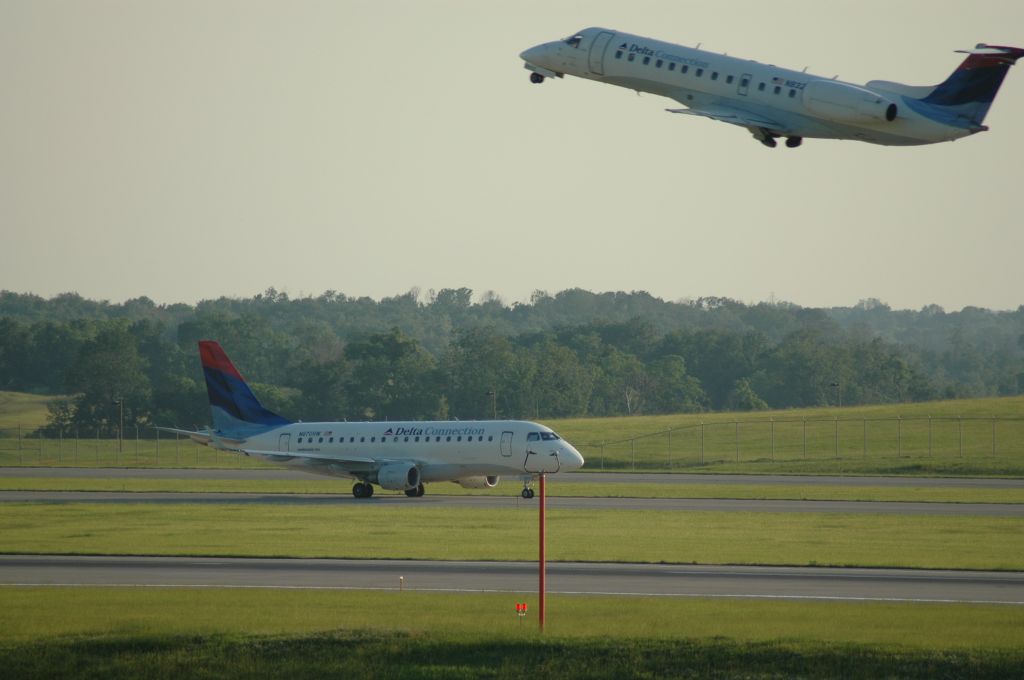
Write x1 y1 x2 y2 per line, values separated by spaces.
666 105 791 133
235 448 389 478
239 448 377 466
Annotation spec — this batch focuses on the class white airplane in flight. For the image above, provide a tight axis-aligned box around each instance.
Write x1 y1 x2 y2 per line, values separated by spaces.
161 341 584 499
520 28 1023 148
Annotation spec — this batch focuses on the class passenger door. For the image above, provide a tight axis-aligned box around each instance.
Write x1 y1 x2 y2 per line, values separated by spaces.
588 31 615 75
500 431 513 457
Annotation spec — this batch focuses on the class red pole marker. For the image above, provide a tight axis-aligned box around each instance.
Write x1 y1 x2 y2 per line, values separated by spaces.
539 473 546 631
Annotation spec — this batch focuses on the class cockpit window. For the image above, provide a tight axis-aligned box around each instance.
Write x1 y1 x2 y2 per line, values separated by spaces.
564 35 583 48
541 432 560 441
527 432 540 442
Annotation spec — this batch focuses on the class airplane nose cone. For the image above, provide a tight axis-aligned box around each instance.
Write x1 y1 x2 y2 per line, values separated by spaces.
520 44 546 64
565 445 585 470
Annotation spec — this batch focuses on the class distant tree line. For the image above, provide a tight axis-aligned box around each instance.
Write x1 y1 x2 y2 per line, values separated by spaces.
0 288 1021 433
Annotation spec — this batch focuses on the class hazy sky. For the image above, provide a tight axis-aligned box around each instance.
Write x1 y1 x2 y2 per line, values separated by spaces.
3 0 1022 310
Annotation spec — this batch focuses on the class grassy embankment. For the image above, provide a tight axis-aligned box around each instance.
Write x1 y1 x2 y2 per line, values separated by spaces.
2 392 1022 475
1 588 1022 679
0 392 57 432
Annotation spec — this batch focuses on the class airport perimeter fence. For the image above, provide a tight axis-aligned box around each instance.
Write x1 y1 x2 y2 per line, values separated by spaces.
577 415 1024 471
0 425 273 468
1 415 1023 471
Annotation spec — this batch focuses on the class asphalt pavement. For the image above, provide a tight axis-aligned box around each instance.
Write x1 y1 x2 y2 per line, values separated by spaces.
2 554 1021 604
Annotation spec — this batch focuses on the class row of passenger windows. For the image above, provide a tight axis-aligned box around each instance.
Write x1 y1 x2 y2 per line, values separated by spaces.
613 50 798 98
296 434 496 445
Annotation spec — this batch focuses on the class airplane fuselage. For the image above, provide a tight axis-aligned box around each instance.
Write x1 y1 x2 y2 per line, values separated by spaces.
222 419 581 484
521 28 1007 147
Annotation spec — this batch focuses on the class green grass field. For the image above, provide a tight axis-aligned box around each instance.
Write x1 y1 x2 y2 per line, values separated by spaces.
1 587 1022 679
2 502 1021 570
4 475 1024 504
2 394 1022 476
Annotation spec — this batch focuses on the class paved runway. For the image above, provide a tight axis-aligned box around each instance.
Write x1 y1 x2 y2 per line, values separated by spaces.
4 467 1022 488
2 554 1021 604
2 490 1022 515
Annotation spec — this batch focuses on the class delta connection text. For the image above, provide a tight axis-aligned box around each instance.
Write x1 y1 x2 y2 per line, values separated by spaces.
298 426 487 438
624 42 709 69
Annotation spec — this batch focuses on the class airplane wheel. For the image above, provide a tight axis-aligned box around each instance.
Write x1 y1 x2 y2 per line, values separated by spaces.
405 483 425 498
786 137 803 148
416 483 425 497
530 73 545 84
761 137 778 148
353 482 374 498
521 488 535 499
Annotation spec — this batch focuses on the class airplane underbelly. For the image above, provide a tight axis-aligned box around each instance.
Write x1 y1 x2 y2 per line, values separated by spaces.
419 462 520 483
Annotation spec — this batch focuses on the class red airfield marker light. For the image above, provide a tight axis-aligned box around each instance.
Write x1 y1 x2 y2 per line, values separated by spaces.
516 601 528 626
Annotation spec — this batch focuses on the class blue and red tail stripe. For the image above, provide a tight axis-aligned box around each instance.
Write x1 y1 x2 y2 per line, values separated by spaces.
199 341 290 435
923 45 1024 112
199 341 246 382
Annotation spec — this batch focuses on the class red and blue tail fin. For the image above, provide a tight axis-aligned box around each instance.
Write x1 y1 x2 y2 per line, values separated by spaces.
199 341 291 436
920 45 1024 124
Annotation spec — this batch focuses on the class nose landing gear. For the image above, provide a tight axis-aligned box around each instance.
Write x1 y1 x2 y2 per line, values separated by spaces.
529 72 546 84
521 487 535 499
785 136 803 148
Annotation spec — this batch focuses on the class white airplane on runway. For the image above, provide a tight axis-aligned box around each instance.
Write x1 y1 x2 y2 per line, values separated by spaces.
160 341 584 499
520 28 1024 148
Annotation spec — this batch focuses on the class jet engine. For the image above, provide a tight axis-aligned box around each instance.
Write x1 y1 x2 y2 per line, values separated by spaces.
454 476 500 489
376 463 421 491
803 81 898 124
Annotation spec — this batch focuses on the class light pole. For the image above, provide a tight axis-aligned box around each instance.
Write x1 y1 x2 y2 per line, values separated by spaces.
830 382 841 409
112 397 124 453
485 390 496 419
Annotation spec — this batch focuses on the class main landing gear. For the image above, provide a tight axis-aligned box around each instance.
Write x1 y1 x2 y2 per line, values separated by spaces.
752 127 803 149
404 483 425 498
352 482 374 499
530 72 545 84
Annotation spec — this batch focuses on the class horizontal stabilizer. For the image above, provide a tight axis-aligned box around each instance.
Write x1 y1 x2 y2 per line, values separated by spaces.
153 426 213 445
955 45 1024 63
